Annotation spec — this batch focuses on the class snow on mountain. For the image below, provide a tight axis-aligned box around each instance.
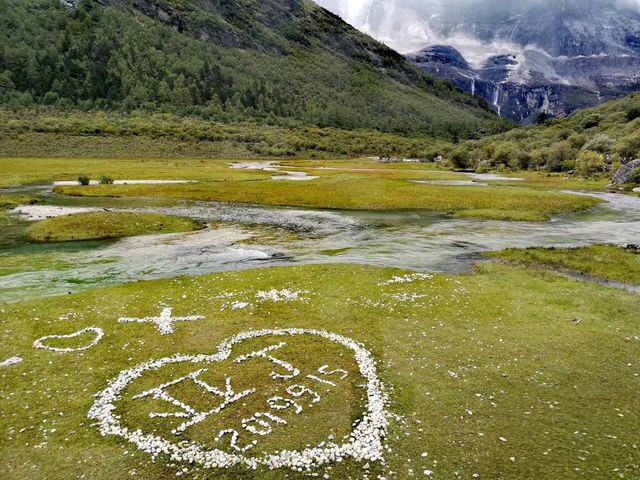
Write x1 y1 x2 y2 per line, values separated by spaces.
316 0 640 122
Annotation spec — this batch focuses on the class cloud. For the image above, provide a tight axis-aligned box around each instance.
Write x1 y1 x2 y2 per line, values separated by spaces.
617 0 640 11
315 0 640 59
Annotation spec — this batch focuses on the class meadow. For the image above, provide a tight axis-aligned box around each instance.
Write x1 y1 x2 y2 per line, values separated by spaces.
0 156 603 222
1 155 638 479
489 246 640 286
25 212 203 242
1 257 639 479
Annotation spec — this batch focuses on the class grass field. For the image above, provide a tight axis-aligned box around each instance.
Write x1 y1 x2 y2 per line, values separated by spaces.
24 212 203 242
0 157 608 221
1 260 638 479
55 176 600 221
0 157 274 187
489 245 640 286
0 157 596 222
0 194 41 210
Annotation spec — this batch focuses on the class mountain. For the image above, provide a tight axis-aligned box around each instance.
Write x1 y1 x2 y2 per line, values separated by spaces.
0 0 505 139
318 0 640 123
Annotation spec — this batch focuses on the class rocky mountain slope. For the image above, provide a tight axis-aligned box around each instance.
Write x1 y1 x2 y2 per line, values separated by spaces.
319 0 640 123
0 0 505 138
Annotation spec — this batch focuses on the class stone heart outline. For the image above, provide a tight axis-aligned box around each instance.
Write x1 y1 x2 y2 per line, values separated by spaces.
88 328 389 471
33 326 104 353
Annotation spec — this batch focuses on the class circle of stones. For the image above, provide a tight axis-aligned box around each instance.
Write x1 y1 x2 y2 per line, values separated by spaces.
88 328 388 471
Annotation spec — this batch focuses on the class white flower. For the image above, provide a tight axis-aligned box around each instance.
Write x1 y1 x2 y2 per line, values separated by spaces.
255 289 308 303
379 274 433 286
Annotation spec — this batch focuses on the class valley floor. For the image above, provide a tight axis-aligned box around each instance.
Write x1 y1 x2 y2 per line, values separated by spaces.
1 258 639 479
1 157 639 479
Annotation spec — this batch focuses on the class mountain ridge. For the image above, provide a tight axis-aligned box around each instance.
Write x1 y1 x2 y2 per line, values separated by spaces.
0 0 505 139
318 0 640 123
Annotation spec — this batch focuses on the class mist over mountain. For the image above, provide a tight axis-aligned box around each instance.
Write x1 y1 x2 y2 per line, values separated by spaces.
317 0 640 122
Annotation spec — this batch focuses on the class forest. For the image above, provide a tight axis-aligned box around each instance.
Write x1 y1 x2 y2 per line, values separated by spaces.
0 0 504 139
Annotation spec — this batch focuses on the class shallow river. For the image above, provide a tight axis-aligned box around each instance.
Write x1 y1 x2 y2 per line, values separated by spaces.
1 184 640 303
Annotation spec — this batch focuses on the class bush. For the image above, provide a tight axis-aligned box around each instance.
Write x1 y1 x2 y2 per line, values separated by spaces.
546 142 576 172
492 143 518 168
626 102 640 122
450 148 471 169
568 133 586 149
77 175 90 186
580 114 601 130
555 128 574 141
515 151 532 170
613 132 640 159
582 134 615 154
98 175 114 185
475 161 491 174
575 151 607 178
629 167 640 185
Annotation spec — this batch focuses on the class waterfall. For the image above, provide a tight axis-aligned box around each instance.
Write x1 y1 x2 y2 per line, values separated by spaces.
493 83 502 117
471 78 476 97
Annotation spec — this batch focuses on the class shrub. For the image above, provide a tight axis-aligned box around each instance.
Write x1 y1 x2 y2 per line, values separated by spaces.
99 175 114 185
575 151 607 178
562 159 577 172
475 161 491 174
555 128 574 141
77 175 90 186
580 114 601 130
450 148 471 169
492 143 518 168
568 133 586 149
613 132 640 159
515 151 532 170
546 142 576 172
629 167 640 185
626 102 640 122
582 134 615 154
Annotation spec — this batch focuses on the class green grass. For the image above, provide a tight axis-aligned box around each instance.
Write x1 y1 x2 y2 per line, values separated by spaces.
0 262 639 479
0 111 459 161
0 157 274 188
453 208 550 222
0 252 75 277
54 174 601 221
25 212 203 242
0 157 604 221
0 194 41 210
488 245 640 286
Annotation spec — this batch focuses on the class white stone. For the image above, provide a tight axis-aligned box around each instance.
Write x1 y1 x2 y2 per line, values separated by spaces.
118 307 204 335
0 356 23 367
33 327 104 353
88 328 389 472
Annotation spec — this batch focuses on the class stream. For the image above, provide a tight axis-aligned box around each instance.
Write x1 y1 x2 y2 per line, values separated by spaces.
1 182 640 303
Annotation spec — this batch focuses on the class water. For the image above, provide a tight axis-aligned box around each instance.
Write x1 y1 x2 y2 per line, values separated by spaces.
1 185 640 303
230 161 318 181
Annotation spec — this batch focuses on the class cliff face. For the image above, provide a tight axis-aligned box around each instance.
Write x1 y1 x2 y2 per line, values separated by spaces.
319 0 640 123
408 45 640 123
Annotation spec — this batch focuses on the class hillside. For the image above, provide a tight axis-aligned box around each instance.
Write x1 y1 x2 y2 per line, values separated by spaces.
0 0 505 139
448 92 640 174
